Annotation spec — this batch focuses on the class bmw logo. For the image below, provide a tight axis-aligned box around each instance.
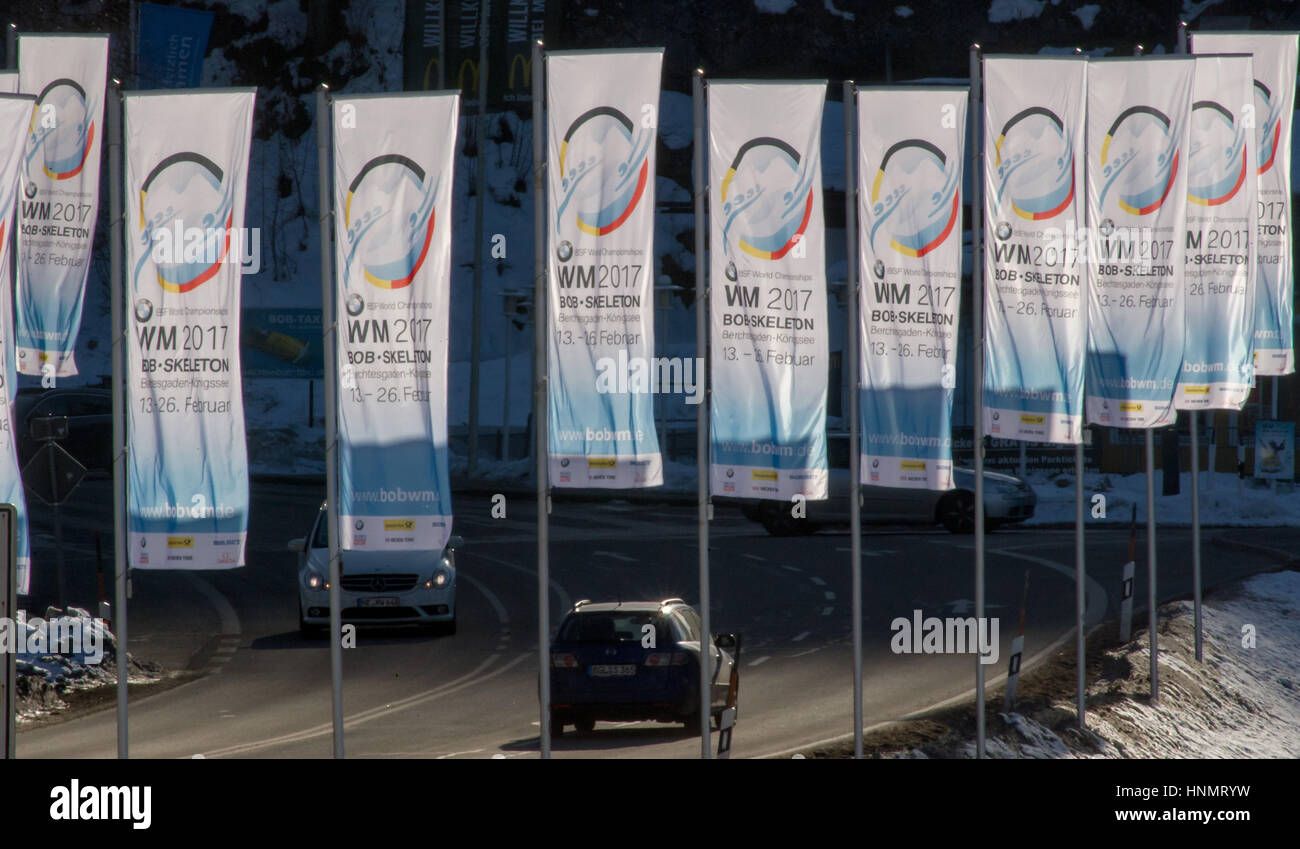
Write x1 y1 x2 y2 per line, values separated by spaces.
726 468 734 478
140 538 147 547
346 293 365 317
871 459 879 468
725 261 738 282
992 411 1000 420
134 299 154 323
1099 218 1114 237
873 260 885 279
560 458 570 468
995 222 1012 241
24 182 36 199
354 520 364 531
556 240 573 263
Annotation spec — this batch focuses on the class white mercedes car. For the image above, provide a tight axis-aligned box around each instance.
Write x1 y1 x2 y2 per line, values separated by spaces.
289 502 460 636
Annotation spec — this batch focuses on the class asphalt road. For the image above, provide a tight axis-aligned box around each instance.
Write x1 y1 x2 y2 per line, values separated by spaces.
16 478 1290 758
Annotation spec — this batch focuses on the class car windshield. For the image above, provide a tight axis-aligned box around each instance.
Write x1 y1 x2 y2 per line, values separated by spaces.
311 511 328 549
558 612 662 643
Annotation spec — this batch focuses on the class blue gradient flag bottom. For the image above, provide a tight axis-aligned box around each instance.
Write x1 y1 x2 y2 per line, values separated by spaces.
137 2 214 89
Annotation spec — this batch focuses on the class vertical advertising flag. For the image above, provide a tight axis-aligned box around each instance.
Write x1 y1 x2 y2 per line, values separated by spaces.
15 35 108 378
1 76 22 402
0 94 33 593
983 57 1088 444
1177 55 1257 410
546 50 663 488
137 2 215 90
1193 32 1298 376
333 93 457 552
709 81 828 501
857 87 966 489
125 89 255 569
1085 58 1194 429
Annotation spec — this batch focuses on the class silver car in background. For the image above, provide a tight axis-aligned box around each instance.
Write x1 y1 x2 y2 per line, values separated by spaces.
737 433 1037 535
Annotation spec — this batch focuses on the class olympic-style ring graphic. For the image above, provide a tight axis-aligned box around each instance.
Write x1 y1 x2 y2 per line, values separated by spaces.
1187 99 1248 207
720 136 814 261
344 153 437 291
557 106 649 237
28 78 96 181
993 106 1075 221
868 138 959 259
1099 105 1180 216
138 151 232 294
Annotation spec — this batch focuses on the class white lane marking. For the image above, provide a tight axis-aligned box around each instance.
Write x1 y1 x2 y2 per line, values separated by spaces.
756 545 1110 760
748 656 771 667
186 573 241 638
809 576 826 586
791 631 810 642
462 550 572 612
821 606 833 616
823 591 836 601
594 550 638 563
780 565 803 573
457 571 509 626
198 651 533 758
742 553 766 561
436 749 485 759
790 647 819 658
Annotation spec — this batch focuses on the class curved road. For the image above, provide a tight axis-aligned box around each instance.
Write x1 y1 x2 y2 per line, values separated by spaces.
17 480 1284 758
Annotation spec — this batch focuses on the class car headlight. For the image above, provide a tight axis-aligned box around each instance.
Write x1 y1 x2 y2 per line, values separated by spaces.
303 567 327 590
425 557 453 589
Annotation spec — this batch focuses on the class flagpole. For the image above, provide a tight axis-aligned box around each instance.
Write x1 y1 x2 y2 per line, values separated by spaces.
314 83 345 757
108 79 128 759
693 68 713 759
1175 20 1202 665
842 79 863 759
968 43 987 759
466 0 490 476
532 40 551 759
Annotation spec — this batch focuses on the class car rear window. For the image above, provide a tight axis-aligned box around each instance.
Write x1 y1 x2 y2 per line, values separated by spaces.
558 612 664 643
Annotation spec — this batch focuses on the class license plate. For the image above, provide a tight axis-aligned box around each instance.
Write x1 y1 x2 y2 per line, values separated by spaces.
589 664 636 678
358 596 399 608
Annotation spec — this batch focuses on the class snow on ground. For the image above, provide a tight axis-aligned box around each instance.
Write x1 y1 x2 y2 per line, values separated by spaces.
754 0 798 14
878 569 1300 758
1072 4 1101 29
988 0 1046 24
15 609 164 723
1024 470 1300 528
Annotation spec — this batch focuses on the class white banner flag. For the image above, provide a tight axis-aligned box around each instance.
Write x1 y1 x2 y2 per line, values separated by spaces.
126 89 255 569
0 94 33 593
1085 58 1194 429
983 57 1088 444
1176 54 1257 410
333 93 457 552
1193 32 1298 376
545 50 664 488
857 86 966 489
15 34 108 378
0 76 21 402
709 81 828 501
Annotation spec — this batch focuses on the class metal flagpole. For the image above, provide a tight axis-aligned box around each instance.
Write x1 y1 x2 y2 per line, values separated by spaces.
968 44 987 759
693 68 712 759
108 80 128 759
1145 427 1157 702
5 23 14 68
1075 441 1086 726
315 84 345 758
1176 18 1201 665
532 40 551 759
467 0 489 476
843 80 863 759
